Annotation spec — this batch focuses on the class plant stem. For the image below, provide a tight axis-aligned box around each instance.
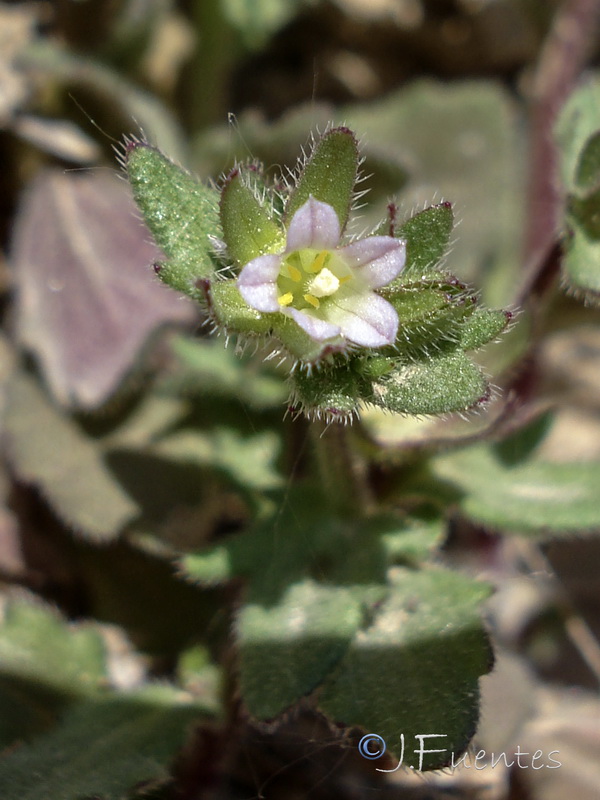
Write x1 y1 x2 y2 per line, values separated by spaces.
310 420 370 517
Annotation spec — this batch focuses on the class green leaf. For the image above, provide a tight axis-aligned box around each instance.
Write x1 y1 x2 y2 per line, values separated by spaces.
492 411 554 466
432 444 600 535
319 567 492 769
378 512 446 566
555 76 600 300
370 351 488 415
0 688 203 800
219 170 284 267
569 189 600 240
393 204 454 280
575 130 600 192
562 217 600 297
167 335 286 409
126 143 221 289
222 0 303 49
181 486 365 602
236 581 365 719
285 127 358 230
555 75 600 194
0 597 108 747
0 598 107 698
4 374 139 541
151 428 282 491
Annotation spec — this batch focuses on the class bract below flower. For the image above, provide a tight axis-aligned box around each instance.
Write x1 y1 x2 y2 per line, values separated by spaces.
237 197 406 348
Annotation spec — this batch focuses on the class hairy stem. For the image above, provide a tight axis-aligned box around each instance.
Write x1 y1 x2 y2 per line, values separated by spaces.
310 421 371 517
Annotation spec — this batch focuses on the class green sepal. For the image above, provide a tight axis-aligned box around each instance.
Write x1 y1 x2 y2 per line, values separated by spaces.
289 361 364 418
208 279 273 334
219 170 284 268
370 351 488 415
389 203 454 283
381 281 462 319
285 127 358 230
126 143 221 289
355 354 396 381
459 307 512 350
271 314 344 363
395 302 474 360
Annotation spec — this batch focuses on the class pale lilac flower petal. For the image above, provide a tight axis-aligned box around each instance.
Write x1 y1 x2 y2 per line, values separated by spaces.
288 307 342 341
237 254 281 312
285 196 341 252
339 236 406 288
326 292 398 346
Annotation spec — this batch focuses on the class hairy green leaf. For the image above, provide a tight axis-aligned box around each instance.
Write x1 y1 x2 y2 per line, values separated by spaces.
0 597 107 747
181 487 372 602
0 689 203 800
319 567 492 769
237 581 365 719
433 445 600 535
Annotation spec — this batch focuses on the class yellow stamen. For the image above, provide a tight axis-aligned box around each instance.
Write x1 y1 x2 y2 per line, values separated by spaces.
304 294 320 309
306 250 329 273
339 275 352 284
278 292 294 306
287 264 302 282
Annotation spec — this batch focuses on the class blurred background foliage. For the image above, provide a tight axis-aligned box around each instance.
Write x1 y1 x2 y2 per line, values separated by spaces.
1 0 600 798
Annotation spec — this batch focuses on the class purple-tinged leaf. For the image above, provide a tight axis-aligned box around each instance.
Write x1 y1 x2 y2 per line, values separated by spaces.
11 170 197 409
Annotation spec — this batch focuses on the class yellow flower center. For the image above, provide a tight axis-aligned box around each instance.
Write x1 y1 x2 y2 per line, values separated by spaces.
277 249 350 310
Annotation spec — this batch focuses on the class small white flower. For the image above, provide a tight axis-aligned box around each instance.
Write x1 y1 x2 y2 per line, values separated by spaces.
237 197 406 347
